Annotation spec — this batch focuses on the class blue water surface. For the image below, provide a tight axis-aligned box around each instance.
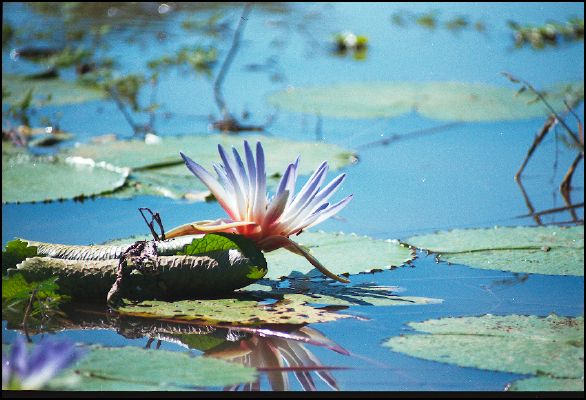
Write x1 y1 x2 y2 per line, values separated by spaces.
2 2 584 392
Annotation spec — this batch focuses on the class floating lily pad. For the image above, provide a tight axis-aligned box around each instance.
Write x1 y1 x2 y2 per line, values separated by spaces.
507 376 584 391
117 294 350 325
2 153 129 203
264 231 415 280
268 81 584 121
405 226 584 276
245 280 442 307
68 135 357 200
384 314 584 390
49 346 256 390
2 74 106 106
69 134 357 172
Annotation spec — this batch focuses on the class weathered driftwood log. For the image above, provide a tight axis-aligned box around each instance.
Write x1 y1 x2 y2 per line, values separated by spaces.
8 235 268 301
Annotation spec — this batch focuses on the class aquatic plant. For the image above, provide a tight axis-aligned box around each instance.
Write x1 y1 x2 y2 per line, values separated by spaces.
508 18 584 49
2 337 83 390
166 141 353 283
332 32 368 60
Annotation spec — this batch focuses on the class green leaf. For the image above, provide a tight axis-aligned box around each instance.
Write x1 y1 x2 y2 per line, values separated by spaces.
2 273 32 300
48 346 257 390
2 272 60 302
268 81 584 121
264 231 415 280
178 233 268 283
245 280 442 307
181 233 254 255
2 153 129 203
2 239 38 273
507 376 584 391
405 225 584 276
2 74 106 107
117 294 350 325
383 314 584 387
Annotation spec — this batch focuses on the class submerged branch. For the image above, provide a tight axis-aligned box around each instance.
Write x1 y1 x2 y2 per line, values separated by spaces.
502 72 582 148
516 202 584 218
214 3 252 121
356 122 461 150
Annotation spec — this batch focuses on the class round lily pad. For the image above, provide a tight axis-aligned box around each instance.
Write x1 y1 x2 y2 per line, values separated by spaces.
2 74 106 106
2 153 128 203
264 231 415 280
49 346 257 390
405 225 584 276
117 295 350 325
268 81 584 121
69 134 357 201
69 134 357 172
507 377 584 392
384 314 584 389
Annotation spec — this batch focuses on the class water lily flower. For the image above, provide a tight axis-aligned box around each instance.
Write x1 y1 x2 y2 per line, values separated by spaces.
166 141 353 283
2 337 83 390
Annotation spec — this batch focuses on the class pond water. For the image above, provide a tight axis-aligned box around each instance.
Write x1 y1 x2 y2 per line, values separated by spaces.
2 2 584 392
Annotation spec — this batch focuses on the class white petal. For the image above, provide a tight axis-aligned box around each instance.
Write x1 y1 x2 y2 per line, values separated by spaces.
305 195 353 229
180 152 237 219
253 142 267 222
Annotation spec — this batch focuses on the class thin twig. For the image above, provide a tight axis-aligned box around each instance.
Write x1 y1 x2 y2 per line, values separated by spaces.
517 202 584 218
502 72 581 146
22 288 38 343
147 76 159 134
139 207 165 241
515 115 556 182
515 179 542 225
214 3 253 120
107 87 140 135
357 122 461 150
560 152 584 221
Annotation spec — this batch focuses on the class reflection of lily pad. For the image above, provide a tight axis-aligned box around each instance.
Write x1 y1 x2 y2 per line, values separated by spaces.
405 226 584 276
268 81 584 121
49 346 257 390
384 314 584 391
2 154 128 203
69 134 357 172
2 74 106 106
246 280 442 306
264 231 415 280
117 295 349 325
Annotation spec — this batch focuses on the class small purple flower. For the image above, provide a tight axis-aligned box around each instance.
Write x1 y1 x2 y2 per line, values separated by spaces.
2 337 83 390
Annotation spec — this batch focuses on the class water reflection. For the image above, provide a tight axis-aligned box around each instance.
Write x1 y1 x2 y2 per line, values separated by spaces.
207 326 342 391
5 303 348 391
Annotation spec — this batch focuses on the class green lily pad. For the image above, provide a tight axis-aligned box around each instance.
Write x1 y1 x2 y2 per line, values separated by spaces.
2 153 129 203
2 74 106 106
68 134 357 172
264 231 415 280
49 346 256 390
245 280 442 307
117 294 350 325
268 81 584 121
405 226 584 276
384 314 584 389
507 376 584 391
68 134 357 201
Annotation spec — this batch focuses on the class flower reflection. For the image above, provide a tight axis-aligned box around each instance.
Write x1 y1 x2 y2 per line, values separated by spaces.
205 326 343 391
